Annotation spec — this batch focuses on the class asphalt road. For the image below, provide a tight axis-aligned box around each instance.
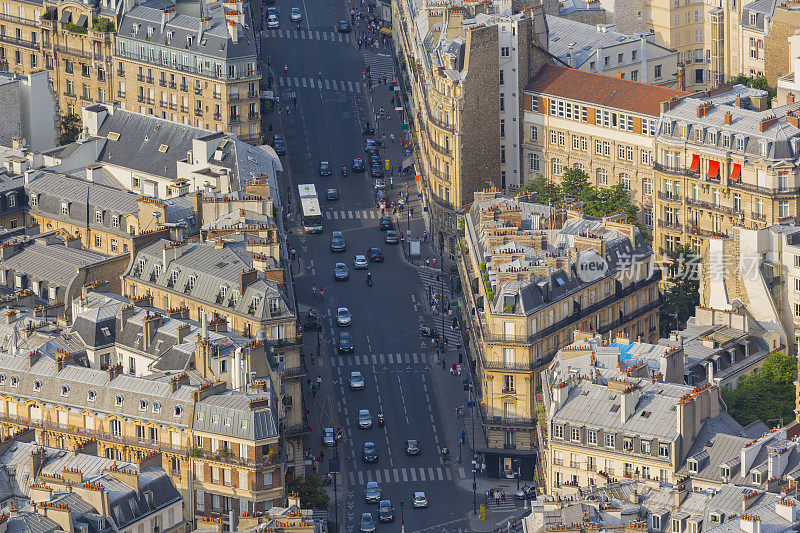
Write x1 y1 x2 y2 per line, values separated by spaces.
256 0 476 530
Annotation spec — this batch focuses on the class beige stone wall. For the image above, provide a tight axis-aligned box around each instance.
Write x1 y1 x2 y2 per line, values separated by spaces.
764 7 800 88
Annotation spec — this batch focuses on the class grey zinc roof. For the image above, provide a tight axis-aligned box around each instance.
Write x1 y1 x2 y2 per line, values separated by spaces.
123 237 293 322
741 0 778 31
658 86 800 163
117 0 258 61
202 208 275 231
193 390 278 441
0 352 197 427
96 109 211 179
545 16 667 69
0 239 109 287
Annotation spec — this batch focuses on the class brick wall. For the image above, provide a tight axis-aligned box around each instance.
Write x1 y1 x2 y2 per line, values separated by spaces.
461 25 501 205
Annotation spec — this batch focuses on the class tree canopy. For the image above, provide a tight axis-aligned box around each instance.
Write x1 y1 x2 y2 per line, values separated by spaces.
659 243 700 337
729 74 776 100
519 167 639 224
287 475 330 509
722 351 796 427
59 113 81 145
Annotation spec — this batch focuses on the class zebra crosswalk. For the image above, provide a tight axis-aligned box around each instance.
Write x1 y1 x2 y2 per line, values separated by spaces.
330 352 428 367
348 465 460 486
362 50 395 79
277 76 367 93
418 268 462 348
264 28 353 43
325 209 379 220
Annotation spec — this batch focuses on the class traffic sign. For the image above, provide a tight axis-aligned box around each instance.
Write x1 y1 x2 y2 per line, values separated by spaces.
467 401 475 407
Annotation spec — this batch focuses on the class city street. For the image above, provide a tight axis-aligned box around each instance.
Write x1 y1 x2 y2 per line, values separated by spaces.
252 0 504 530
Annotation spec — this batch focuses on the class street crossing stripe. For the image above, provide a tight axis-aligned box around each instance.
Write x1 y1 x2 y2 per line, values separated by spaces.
384 469 391 481
409 469 416 482
428 467 435 480
325 79 331 89
458 467 466 479
294 77 299 86
358 471 364 484
316 31 321 39
309 78 315 88
349 472 355 485
437 467 444 480
375 470 381 483
419 468 426 482
323 32 328 40
302 78 307 87
393 468 399 482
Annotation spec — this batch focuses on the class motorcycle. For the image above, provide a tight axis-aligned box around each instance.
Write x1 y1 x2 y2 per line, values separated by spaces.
442 447 449 462
378 414 384 427
342 165 348 176
366 273 373 286
419 324 433 337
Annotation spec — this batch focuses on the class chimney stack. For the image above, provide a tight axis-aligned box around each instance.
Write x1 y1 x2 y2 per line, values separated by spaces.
724 111 733 125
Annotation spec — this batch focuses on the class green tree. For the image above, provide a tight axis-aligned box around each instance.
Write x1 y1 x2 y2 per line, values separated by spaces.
659 244 700 337
722 352 796 427
519 175 563 206
288 475 330 510
561 167 592 201
730 74 776 100
59 113 82 145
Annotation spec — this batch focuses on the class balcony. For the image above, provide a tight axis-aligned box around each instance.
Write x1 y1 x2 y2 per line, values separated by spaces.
180 105 188 113
0 412 188 454
686 225 728 238
657 219 682 231
685 196 739 216
159 79 167 87
137 95 145 103
146 97 154 105
190 448 276 468
229 114 240 123
751 211 766 221
653 162 699 179
729 179 800 198
480 408 535 429
194 108 203 117
0 34 39 50
501 388 516 394
137 74 145 82
213 112 221 120
248 111 258 120
283 366 306 379
146 76 153 84
213 92 222 100
194 87 202 95
248 90 258 98
482 359 537 371
169 103 177 110
229 93 240 101
657 191 682 203
552 457 564 466
117 69 125 77
0 12 37 27
169 81 177 89
117 91 126 98
180 84 188 92
160 101 168 108
283 423 310 437
587 463 597 472
570 461 581 468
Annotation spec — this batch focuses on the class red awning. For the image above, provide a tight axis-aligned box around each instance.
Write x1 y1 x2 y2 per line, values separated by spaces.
730 163 741 182
689 154 700 172
708 160 720 178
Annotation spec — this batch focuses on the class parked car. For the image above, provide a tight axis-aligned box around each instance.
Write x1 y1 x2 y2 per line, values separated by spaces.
271 134 285 154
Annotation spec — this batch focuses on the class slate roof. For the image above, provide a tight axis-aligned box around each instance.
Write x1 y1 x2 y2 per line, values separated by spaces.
117 0 258 61
0 237 109 288
658 86 800 162
741 0 778 31
96 109 211 180
545 17 673 70
26 170 139 220
193 390 278 442
123 237 293 324
525 63 690 117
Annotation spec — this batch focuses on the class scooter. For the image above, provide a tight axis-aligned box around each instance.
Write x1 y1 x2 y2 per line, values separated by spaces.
420 324 433 337
378 414 385 427
342 165 348 176
366 273 373 286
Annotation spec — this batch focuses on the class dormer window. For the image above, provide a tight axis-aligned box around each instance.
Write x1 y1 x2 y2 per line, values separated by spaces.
688 459 698 473
147 26 154 38
680 124 688 139
760 140 770 156
187 275 197 290
709 130 717 144
112 215 119 228
751 471 762 484
695 128 703 142
61 202 69 216
132 23 140 35
170 269 179 285
186 35 193 47
663 121 672 135
33 380 41 391
153 401 161 413
166 30 173 44
10 375 18 388
219 285 228 300
723 134 731 148
139 399 148 411
60 385 69 397
736 137 745 151
87 389 97 401
251 296 261 310
721 465 730 481
174 406 183 417
138 258 146 272
115 395 124 406
95 211 103 223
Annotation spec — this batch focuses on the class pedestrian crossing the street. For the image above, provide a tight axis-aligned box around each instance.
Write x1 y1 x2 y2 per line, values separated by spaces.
348 466 453 486
264 28 353 43
324 209 379 220
362 50 395 79
277 76 367 94
330 352 428 367
418 268 462 348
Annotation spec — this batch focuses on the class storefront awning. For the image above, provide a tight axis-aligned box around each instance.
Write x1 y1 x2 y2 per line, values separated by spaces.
379 27 392 36
402 155 415 170
730 163 741 182
708 160 720 178
689 154 700 172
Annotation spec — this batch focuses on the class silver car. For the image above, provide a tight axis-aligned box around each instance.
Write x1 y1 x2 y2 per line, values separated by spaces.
350 371 365 390
337 307 352 327
358 409 372 428
290 7 302 21
354 255 368 269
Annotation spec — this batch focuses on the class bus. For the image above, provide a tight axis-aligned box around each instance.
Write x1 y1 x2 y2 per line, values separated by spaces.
298 184 323 233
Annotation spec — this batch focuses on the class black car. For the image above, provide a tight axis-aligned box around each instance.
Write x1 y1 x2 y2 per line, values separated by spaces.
368 248 384 262
352 157 365 172
385 230 399 244
404 440 421 455
326 188 339 201
338 331 354 353
362 442 378 463
338 20 351 32
364 138 380 156
330 231 346 252
379 217 393 231
370 164 384 178
319 161 332 176
271 134 286 155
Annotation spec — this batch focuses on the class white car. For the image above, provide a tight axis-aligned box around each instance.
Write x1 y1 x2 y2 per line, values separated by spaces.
350 371 365 390
290 7 302 21
354 255 368 269
358 409 372 428
413 491 428 508
267 14 279 28
337 307 352 327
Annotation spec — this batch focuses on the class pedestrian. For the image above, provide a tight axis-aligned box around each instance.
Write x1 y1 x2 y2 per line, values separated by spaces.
319 287 325 299
310 355 315 366
293 95 297 108
316 375 322 389
312 284 317 297
495 491 500 505
425 257 430 267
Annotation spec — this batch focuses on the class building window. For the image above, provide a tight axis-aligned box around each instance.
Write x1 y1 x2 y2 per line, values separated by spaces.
530 125 537 141
499 93 504 111
570 427 581 442
95 235 102 248
641 440 651 454
779 201 790 218
587 430 597 445
499 70 504 85
500 120 505 138
552 423 564 439
643 178 653 195
550 130 557 145
605 433 616 448
644 208 653 226
501 47 510 57
597 168 608 186
619 173 631 190
61 203 68 216
551 159 562 175
659 443 669 457
529 153 540 172
558 131 564 146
